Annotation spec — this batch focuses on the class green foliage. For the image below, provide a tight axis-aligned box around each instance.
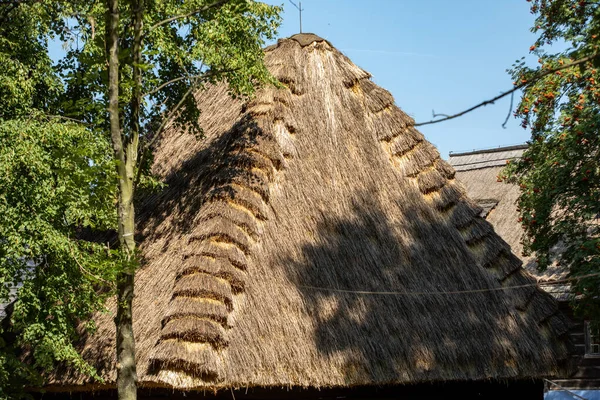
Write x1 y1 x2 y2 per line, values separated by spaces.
0 334 40 400
58 0 282 143
505 0 600 319
0 1 63 120
0 0 281 396
94 2 281 396
0 119 119 395
0 1 120 396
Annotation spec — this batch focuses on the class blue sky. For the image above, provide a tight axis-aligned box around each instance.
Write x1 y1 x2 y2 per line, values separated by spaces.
265 0 542 159
47 1 544 159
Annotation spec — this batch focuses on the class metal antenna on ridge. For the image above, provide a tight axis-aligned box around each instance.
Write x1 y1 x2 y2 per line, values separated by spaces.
288 0 304 33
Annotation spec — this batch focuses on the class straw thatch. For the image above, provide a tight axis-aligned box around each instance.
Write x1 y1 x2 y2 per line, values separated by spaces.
448 146 569 298
49 34 571 392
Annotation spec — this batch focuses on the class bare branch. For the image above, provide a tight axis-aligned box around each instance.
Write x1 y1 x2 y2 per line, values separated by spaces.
148 0 230 32
147 82 196 148
142 68 238 97
501 91 515 129
134 78 200 187
414 53 600 127
432 109 450 118
143 75 199 97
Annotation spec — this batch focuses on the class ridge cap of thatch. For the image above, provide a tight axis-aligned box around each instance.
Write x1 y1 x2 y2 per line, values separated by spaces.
449 144 529 158
265 33 331 53
288 32 328 47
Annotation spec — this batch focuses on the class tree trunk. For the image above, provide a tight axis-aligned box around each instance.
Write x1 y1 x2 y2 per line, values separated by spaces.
106 0 138 398
115 181 137 400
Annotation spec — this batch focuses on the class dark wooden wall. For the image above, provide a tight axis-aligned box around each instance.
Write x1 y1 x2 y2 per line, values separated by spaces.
37 380 543 400
550 301 600 390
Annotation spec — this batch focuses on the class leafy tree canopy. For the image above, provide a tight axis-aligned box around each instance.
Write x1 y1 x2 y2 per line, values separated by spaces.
505 0 600 319
57 0 281 152
2 0 281 398
0 1 119 397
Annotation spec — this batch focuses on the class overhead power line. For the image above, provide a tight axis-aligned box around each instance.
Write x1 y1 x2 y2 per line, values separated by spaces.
297 272 600 297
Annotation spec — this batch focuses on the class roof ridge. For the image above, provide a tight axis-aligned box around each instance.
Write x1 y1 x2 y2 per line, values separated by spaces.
288 33 328 47
449 144 529 157
264 33 330 53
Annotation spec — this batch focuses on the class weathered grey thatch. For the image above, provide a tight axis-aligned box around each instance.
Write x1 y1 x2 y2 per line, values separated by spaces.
449 145 529 172
50 34 571 392
448 146 569 298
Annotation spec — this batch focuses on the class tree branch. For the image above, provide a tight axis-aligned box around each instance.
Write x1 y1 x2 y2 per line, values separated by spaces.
68 242 114 288
134 78 200 187
414 53 600 127
144 75 197 97
501 91 515 129
432 109 450 118
147 0 230 32
142 68 238 97
106 0 124 168
45 114 91 125
147 81 196 147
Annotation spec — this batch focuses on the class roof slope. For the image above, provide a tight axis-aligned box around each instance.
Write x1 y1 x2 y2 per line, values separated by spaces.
449 145 529 172
448 147 569 297
55 34 571 391
448 147 530 269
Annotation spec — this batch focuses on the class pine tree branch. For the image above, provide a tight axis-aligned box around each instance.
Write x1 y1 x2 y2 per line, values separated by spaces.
414 53 600 127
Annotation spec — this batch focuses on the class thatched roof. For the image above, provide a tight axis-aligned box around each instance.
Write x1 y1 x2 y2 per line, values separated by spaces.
448 146 569 298
52 34 571 391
